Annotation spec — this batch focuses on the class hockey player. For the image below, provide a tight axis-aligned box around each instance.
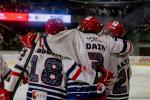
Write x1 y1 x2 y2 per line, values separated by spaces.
0 18 112 100
102 20 132 100
0 33 11 89
38 16 133 100
13 17 133 100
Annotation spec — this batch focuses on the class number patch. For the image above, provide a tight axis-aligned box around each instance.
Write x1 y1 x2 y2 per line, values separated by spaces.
88 52 104 70
113 68 128 94
112 58 130 94
29 55 63 86
41 58 62 86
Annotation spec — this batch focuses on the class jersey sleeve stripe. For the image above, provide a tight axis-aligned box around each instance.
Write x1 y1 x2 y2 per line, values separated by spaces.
66 62 77 78
27 87 66 100
14 64 23 71
43 35 51 51
71 65 82 80
29 83 66 93
14 64 28 74
12 71 21 76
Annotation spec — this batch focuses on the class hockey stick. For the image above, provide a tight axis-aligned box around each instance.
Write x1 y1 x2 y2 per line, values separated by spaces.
11 33 39 99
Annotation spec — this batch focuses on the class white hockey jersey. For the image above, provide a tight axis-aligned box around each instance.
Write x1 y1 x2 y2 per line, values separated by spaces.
0 54 11 88
106 55 132 100
48 29 132 68
44 29 133 99
8 39 100 100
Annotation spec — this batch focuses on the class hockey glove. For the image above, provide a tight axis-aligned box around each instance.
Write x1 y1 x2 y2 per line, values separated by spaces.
22 33 37 48
0 89 12 100
94 67 113 93
98 67 113 86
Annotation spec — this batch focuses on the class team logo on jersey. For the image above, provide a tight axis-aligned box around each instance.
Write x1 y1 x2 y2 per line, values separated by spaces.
32 90 47 100
87 37 102 42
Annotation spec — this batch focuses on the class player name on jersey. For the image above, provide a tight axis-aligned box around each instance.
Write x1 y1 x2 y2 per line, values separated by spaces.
86 43 105 51
36 48 63 58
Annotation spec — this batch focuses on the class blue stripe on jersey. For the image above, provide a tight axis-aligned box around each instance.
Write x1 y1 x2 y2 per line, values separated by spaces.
66 62 77 78
67 85 105 99
67 81 89 86
14 64 28 74
67 85 97 91
27 88 65 100
67 84 97 92
43 35 51 51
28 83 66 99
120 40 127 54
29 83 66 93
67 80 104 99
14 64 23 70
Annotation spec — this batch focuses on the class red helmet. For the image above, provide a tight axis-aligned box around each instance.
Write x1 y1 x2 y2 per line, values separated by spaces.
45 18 65 35
78 16 102 34
105 20 127 38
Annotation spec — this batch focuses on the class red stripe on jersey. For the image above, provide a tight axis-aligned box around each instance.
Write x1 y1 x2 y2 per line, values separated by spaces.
12 71 20 77
72 66 82 80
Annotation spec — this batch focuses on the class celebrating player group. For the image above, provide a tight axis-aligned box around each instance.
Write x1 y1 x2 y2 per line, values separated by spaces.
0 16 133 100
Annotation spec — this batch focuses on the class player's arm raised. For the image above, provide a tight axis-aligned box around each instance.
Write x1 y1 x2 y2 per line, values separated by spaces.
103 20 133 56
107 35 133 56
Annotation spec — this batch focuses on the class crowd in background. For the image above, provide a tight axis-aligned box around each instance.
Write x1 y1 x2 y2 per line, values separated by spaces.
0 0 143 17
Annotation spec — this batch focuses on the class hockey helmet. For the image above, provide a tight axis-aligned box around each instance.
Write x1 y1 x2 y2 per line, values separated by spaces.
105 20 127 38
78 16 102 34
45 18 65 35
